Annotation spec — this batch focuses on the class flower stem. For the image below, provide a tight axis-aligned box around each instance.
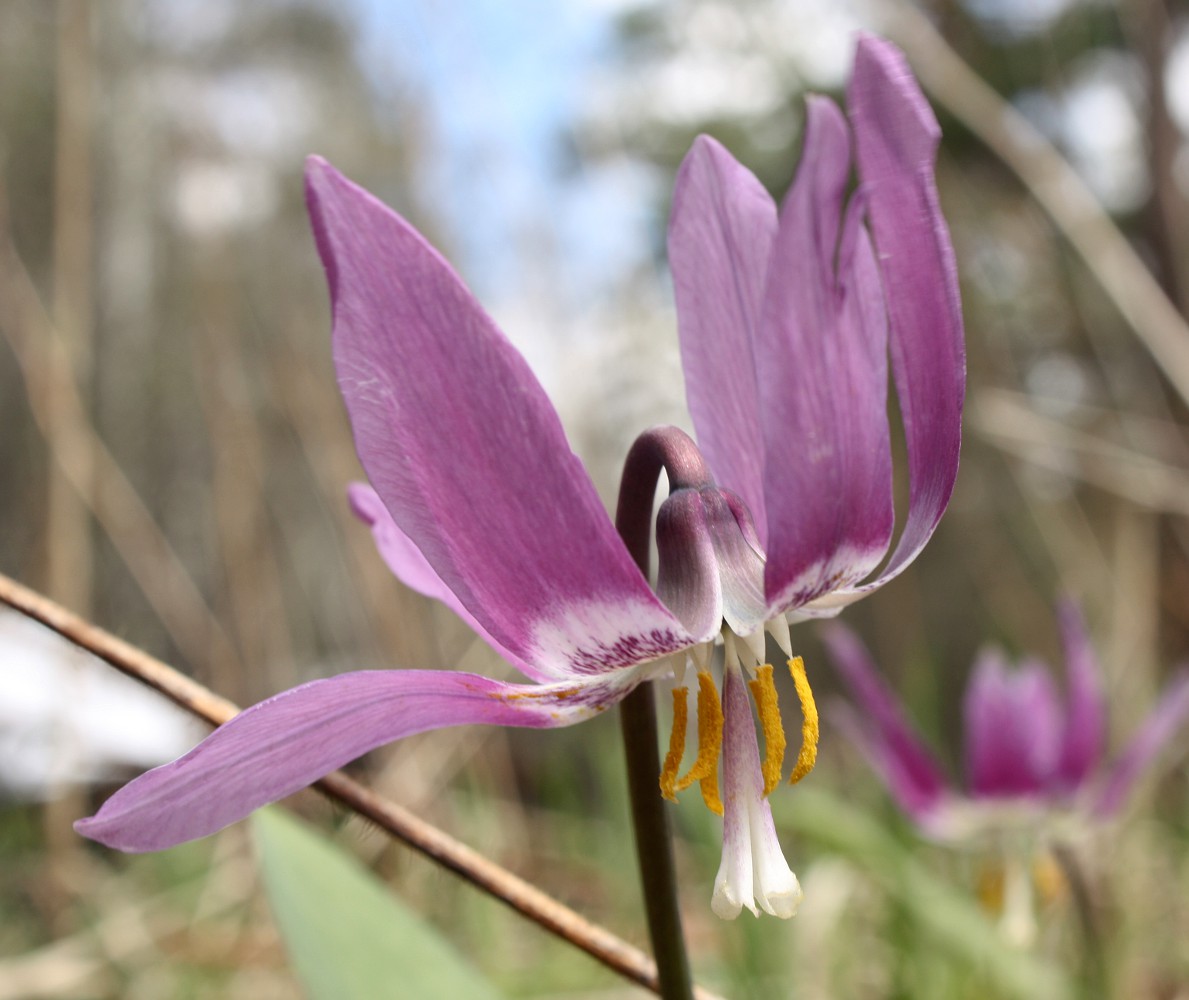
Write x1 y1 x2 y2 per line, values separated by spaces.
620 683 695 1000
1052 842 1108 1000
615 425 705 1000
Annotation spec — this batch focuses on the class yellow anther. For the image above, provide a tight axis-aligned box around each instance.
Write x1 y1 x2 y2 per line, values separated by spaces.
1032 853 1067 908
672 671 724 815
747 665 787 796
786 656 820 785
698 769 723 817
977 860 1006 915
659 687 689 802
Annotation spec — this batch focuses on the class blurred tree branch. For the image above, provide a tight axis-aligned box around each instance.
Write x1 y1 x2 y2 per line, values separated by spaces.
882 0 1189 408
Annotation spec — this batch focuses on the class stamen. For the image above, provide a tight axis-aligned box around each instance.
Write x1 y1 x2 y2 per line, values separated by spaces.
674 671 724 816
786 656 820 785
659 686 690 801
747 665 787 796
737 628 766 670
766 617 793 660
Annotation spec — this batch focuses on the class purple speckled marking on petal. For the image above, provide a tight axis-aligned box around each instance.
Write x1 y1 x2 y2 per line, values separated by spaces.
75 669 631 853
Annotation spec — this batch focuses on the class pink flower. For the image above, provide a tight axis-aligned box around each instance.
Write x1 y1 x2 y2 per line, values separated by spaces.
77 36 963 919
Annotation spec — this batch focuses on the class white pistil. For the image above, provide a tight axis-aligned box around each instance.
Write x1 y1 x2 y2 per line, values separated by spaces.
1000 855 1038 947
711 664 803 920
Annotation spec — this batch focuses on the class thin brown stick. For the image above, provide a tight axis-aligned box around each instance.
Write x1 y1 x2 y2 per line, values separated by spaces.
0 571 725 1000
881 1 1189 410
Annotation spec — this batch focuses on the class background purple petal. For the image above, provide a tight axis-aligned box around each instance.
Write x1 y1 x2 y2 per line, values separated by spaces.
1090 672 1189 817
307 158 702 679
963 650 1062 798
1055 600 1106 788
669 135 776 537
759 98 894 612
75 669 625 853
822 624 949 819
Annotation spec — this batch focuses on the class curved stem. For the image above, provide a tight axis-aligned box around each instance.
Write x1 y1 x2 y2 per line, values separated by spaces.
615 425 713 581
615 425 703 1000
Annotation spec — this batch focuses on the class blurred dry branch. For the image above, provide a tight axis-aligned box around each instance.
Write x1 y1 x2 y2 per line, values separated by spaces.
972 388 1189 517
0 571 726 1000
883 0 1189 410
0 183 243 681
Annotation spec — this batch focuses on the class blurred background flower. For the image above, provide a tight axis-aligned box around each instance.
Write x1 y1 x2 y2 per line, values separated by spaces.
825 604 1189 841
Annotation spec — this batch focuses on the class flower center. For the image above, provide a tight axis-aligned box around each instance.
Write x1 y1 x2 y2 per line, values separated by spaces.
657 631 820 811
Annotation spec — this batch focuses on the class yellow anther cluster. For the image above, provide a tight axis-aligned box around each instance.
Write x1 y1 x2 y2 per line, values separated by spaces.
658 654 820 813
658 672 724 815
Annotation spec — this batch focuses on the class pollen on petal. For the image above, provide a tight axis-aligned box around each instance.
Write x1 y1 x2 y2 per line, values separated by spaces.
787 657 820 785
748 665 787 796
674 671 725 816
660 686 690 802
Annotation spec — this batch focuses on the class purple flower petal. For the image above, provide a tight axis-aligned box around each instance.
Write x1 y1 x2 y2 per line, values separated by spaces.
655 487 770 639
822 624 948 819
822 36 964 603
1090 672 1189 817
307 158 704 678
75 669 627 852
669 136 777 539
654 488 725 641
759 97 894 611
348 483 548 682
1055 601 1106 788
964 650 1062 798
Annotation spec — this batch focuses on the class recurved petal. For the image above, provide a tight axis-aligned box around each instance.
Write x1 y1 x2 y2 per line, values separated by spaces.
834 35 965 597
307 158 701 679
822 625 948 819
669 135 777 538
759 98 894 612
1090 672 1189 817
1055 601 1106 788
963 650 1061 798
75 669 628 852
348 483 548 681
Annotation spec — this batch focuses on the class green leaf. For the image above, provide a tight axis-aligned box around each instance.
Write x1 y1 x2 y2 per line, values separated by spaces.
252 808 506 1000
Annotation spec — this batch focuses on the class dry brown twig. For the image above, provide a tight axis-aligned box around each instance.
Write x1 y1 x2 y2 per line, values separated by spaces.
0 570 726 1000
881 1 1189 410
